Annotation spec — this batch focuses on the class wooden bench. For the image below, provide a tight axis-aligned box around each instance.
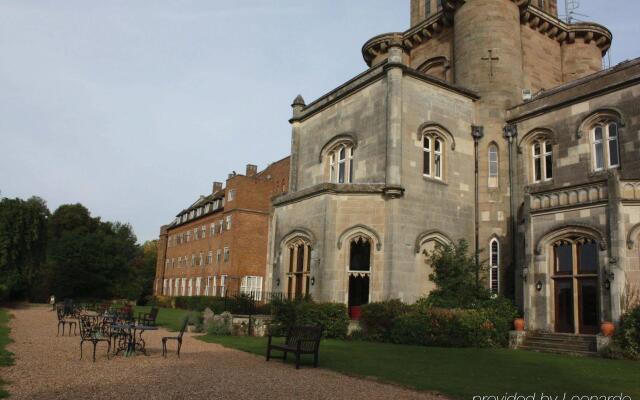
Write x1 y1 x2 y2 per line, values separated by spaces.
266 325 323 369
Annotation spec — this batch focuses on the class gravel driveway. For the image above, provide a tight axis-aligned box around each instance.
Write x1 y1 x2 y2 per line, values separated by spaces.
4 305 443 400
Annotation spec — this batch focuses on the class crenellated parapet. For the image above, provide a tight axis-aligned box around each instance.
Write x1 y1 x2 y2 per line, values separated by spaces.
362 0 611 67
522 6 612 55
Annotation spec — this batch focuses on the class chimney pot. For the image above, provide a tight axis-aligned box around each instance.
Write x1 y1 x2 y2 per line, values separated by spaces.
212 182 222 193
246 164 258 177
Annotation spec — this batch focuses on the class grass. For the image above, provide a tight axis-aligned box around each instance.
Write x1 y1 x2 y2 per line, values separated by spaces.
200 335 640 400
0 309 14 399
134 306 192 331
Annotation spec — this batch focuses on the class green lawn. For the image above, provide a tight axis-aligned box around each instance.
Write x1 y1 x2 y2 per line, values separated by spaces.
134 306 191 331
0 309 14 399
200 335 640 400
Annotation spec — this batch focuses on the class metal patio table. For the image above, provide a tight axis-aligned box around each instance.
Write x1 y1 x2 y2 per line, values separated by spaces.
112 323 158 357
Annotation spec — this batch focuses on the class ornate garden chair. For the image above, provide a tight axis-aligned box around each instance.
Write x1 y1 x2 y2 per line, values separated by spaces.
162 317 189 358
79 315 111 362
56 305 77 336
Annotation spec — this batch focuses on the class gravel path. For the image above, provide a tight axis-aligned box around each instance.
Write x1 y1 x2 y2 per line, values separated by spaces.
4 305 444 400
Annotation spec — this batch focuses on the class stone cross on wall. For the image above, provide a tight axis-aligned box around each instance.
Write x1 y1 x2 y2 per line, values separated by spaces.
481 49 500 80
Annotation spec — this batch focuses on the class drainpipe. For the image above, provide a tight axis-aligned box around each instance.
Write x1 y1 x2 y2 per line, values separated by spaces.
503 124 518 299
471 126 484 286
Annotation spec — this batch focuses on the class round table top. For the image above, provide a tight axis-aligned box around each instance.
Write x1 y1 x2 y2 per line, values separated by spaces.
112 324 159 331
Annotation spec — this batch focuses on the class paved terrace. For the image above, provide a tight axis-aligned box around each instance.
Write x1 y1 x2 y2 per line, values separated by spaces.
4 305 442 400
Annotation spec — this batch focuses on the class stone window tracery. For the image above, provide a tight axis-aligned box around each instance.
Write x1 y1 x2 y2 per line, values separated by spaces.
285 238 312 299
327 143 354 184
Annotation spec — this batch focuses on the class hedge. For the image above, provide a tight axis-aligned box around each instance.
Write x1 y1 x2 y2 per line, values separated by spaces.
271 299 349 339
153 296 270 315
360 297 518 348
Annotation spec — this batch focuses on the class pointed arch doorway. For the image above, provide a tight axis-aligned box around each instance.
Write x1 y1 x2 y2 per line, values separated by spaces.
348 237 371 319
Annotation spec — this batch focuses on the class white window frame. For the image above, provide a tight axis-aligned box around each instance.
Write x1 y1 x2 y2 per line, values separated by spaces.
240 276 263 301
423 134 444 180
181 278 186 296
226 215 232 230
328 143 354 184
210 223 216 236
488 144 499 188
227 189 236 202
223 247 230 262
489 238 500 294
195 277 201 296
592 122 620 171
220 275 227 297
532 139 553 183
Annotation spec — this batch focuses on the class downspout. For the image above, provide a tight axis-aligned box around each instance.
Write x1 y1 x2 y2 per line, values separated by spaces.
471 126 484 286
503 124 518 299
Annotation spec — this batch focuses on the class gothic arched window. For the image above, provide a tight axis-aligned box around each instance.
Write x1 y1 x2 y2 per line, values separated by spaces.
423 133 444 180
328 143 354 184
286 238 312 299
488 144 499 188
489 238 500 293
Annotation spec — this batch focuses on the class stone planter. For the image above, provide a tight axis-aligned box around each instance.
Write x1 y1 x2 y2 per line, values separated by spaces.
600 321 615 337
513 318 525 332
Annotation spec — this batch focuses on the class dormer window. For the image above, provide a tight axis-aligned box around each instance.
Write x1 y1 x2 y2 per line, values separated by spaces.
328 144 354 184
592 122 620 171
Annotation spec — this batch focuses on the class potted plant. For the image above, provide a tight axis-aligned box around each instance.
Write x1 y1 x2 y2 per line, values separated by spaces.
513 317 525 332
600 321 615 337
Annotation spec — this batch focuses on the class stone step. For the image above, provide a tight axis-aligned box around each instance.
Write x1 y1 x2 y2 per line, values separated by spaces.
523 338 595 352
519 345 597 357
527 333 596 343
519 332 598 356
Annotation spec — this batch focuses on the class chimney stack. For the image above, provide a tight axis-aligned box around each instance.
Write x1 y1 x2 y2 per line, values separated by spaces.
246 164 258 177
212 182 222 193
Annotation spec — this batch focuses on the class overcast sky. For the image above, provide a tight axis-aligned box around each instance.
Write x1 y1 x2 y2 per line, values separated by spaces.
1 1 638 243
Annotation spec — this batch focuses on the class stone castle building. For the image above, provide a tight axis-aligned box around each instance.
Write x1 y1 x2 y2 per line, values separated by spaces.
154 157 289 299
267 0 640 334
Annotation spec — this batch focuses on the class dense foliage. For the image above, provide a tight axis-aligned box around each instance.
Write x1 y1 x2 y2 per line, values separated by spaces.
0 197 49 300
360 297 517 348
271 299 349 339
605 305 640 360
0 197 155 303
359 241 517 348
425 239 492 308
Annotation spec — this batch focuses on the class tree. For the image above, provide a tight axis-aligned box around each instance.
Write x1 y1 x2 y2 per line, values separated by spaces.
46 205 140 300
426 239 491 308
0 197 49 300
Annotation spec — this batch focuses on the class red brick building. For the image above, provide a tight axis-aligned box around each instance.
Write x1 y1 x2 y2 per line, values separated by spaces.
154 157 289 299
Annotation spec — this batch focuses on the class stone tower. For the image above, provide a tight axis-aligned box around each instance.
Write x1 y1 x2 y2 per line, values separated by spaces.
360 0 611 297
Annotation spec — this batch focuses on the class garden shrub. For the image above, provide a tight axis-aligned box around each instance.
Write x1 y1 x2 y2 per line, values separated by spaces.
206 311 232 336
360 300 410 341
359 296 517 348
608 305 640 360
271 299 349 339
